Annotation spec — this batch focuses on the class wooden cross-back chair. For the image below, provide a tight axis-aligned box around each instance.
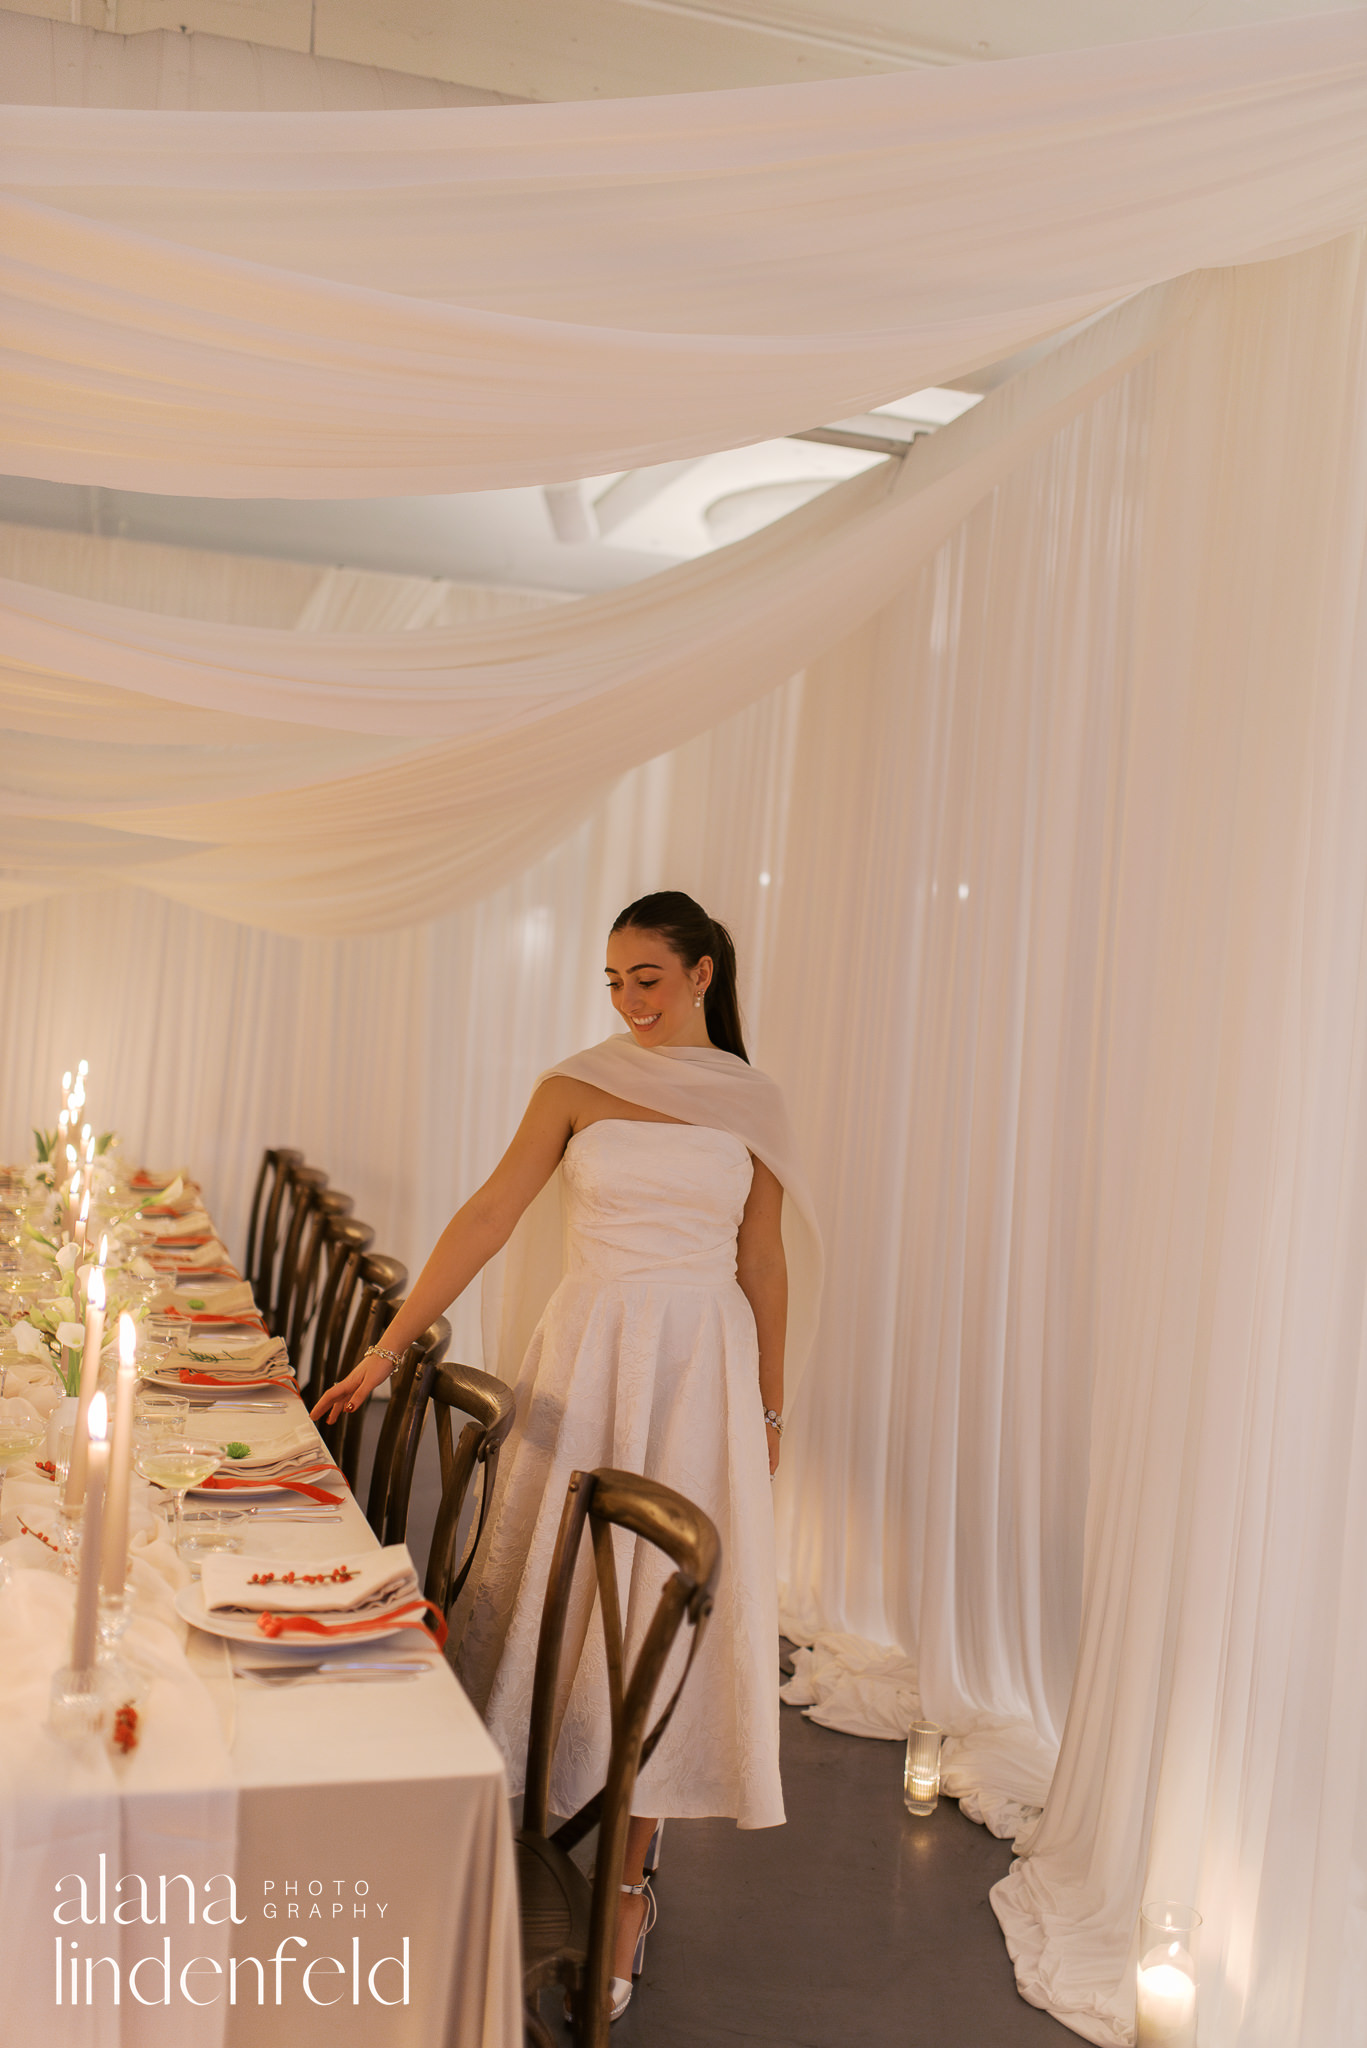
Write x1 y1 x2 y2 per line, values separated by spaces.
367 1354 514 1621
297 1215 375 1410
314 1250 408 1479
264 1162 328 1338
284 1187 355 1365
243 1147 301 1311
358 1316 454 1544
518 1469 720 2048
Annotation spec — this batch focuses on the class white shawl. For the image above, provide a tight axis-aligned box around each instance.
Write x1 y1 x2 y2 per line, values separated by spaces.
480 1034 824 1409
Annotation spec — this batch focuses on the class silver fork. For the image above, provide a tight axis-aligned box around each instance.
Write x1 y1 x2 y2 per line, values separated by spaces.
239 1660 433 1686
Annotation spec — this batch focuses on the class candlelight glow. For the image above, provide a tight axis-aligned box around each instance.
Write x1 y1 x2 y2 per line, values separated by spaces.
77 1060 88 1077
78 1192 90 1223
98 1233 108 1267
119 1312 136 1366
62 1070 72 1091
88 1268 105 1312
87 1390 108 1442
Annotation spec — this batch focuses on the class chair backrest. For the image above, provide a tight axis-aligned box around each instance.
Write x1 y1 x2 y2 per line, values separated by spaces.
361 1315 456 1544
265 1162 328 1337
243 1146 301 1307
316 1252 408 1477
523 1469 719 2042
298 1215 374 1408
284 1187 354 1364
371 1355 514 1612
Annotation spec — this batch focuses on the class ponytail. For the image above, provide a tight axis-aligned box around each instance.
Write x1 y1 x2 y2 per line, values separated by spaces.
610 891 749 1062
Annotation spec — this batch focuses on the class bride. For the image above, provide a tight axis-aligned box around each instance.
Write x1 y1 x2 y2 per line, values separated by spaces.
314 890 820 2016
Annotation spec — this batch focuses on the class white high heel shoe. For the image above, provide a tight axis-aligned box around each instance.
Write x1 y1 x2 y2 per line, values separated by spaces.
608 1877 657 2022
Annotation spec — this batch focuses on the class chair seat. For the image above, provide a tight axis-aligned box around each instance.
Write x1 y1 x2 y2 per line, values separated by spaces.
516 1829 591 1993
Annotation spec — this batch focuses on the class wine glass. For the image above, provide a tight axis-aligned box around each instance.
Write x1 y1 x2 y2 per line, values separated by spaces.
0 1396 46 1589
133 1437 221 1554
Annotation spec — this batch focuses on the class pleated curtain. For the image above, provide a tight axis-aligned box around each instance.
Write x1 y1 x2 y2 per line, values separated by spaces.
5 14 1367 2047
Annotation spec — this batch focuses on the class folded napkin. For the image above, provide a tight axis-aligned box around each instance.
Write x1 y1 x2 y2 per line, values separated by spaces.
139 1207 216 1243
200 1545 446 1645
129 1167 193 1194
149 1239 237 1278
171 1334 294 1387
150 1279 259 1322
196 1423 338 1494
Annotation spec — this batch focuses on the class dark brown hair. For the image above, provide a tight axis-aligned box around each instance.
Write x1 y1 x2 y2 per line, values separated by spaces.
610 891 748 1062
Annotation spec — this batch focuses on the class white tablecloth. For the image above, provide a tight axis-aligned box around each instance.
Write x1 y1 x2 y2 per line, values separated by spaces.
0 1388 521 2048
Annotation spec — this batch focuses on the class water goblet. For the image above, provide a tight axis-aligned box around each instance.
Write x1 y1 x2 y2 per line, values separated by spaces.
133 1438 221 1554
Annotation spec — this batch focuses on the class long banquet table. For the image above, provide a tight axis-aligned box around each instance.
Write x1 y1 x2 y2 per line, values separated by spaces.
0 1170 522 2048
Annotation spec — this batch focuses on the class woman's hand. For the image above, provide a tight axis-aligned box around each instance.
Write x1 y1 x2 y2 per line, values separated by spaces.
311 1350 393 1424
766 1420 781 1478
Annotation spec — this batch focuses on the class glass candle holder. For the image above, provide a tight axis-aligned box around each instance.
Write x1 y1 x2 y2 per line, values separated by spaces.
49 1664 107 1744
1136 1901 1201 2048
904 1721 944 1816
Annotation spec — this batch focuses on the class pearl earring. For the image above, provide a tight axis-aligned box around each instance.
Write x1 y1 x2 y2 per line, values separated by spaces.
694 988 702 1008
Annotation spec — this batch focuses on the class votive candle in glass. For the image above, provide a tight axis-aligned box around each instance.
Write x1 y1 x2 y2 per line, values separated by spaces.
904 1721 944 1816
1136 1901 1200 2048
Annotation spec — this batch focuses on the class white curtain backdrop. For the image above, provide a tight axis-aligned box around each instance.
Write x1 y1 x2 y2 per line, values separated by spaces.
759 231 1367 2046
3 10 1367 491
6 16 1367 2047
4 230 1367 2046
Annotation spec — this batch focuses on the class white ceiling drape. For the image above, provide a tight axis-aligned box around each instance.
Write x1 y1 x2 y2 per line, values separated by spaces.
0 274 1194 932
7 17 1367 2047
3 9 1367 492
3 227 1364 2048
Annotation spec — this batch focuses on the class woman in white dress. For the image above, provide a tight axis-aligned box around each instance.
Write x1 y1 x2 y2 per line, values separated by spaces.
314 891 820 2013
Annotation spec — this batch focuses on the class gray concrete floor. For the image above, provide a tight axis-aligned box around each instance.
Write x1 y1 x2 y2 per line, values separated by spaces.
357 1398 1073 2048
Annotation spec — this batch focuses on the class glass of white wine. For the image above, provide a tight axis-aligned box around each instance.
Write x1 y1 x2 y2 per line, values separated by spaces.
0 1396 46 1589
133 1437 222 1554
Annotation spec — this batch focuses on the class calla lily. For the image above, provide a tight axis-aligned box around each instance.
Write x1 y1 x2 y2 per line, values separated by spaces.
11 1321 45 1357
56 1321 86 1350
55 1242 79 1273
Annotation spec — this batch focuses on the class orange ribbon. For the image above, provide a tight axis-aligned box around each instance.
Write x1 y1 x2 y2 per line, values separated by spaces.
255 1599 448 1650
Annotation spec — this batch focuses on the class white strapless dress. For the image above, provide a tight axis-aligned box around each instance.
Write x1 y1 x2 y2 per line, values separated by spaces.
456 1118 784 1829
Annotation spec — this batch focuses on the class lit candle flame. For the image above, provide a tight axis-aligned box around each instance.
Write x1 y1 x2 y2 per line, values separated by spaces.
62 1070 72 1091
119 1312 136 1367
98 1232 108 1267
88 1390 108 1442
78 1059 88 1077
79 1191 90 1222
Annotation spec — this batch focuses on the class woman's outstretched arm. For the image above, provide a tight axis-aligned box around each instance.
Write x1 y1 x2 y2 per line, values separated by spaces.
736 1158 787 1476
310 1078 577 1421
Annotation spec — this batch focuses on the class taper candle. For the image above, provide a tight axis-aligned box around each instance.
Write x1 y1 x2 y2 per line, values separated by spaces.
71 1391 109 1675
64 1266 106 1507
100 1316 137 1598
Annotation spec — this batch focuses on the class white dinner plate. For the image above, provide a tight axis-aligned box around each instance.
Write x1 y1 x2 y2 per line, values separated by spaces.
141 1371 296 1397
174 1581 414 1645
185 1466 347 1501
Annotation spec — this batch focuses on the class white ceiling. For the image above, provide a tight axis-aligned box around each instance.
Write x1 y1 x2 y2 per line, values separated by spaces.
10 0 1359 99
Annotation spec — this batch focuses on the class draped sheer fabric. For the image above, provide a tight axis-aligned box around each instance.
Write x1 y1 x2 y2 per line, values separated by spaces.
0 276 1194 931
5 225 1367 2042
3 11 1367 492
4 231 1367 2045
4 19 1367 2047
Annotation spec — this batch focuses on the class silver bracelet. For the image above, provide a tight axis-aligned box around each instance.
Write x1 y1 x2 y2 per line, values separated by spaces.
362 1344 404 1377
763 1406 784 1435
